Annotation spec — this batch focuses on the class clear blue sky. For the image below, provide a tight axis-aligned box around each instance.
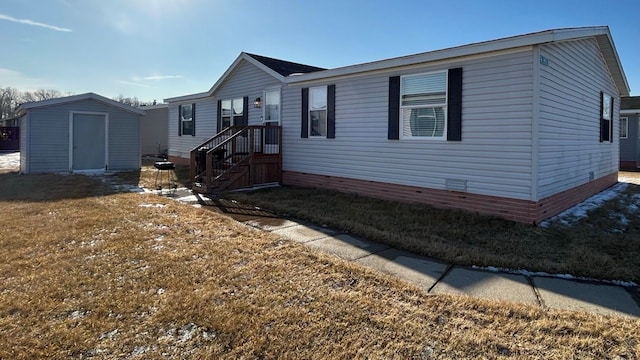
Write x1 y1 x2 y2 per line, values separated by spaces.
1 0 639 102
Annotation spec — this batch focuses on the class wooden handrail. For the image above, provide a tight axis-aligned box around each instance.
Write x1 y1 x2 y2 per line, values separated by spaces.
190 125 282 194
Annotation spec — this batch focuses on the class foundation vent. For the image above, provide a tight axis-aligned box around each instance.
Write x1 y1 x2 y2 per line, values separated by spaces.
445 178 467 192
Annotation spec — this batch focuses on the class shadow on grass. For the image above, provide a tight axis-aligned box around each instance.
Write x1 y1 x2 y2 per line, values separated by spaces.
191 193 281 222
0 170 140 202
225 184 640 284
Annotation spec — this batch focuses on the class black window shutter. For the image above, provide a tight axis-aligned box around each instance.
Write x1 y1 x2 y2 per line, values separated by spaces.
447 68 463 141
178 104 182 136
191 103 196 136
216 99 222 132
609 96 614 143
388 76 400 140
327 84 336 139
242 96 249 126
301 88 309 138
599 91 604 142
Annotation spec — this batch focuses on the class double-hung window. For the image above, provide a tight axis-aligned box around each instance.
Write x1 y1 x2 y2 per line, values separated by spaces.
400 71 447 139
220 98 244 129
600 92 614 142
179 103 195 136
309 86 327 137
620 117 628 139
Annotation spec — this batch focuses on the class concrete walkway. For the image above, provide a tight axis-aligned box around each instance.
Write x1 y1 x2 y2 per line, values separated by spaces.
173 191 640 319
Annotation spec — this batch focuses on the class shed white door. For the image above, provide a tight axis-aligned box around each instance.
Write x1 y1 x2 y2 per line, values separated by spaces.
72 113 106 171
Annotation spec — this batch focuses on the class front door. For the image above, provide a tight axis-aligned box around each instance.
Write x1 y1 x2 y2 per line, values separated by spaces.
72 113 106 171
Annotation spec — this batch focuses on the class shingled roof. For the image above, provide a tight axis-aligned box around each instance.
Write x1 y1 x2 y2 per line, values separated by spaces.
621 96 640 110
245 53 325 76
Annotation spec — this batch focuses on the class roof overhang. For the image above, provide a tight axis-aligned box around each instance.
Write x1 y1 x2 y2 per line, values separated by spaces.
17 92 146 116
285 26 630 96
164 52 287 103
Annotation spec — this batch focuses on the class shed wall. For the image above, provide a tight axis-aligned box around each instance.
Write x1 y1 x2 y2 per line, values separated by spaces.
537 38 619 199
19 114 28 173
282 49 536 201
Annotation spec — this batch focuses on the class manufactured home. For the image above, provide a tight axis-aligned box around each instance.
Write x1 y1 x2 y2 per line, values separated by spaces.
166 26 629 224
620 96 640 169
17 93 144 174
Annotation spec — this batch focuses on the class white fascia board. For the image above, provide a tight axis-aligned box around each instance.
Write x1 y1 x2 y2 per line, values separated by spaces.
620 109 640 114
286 26 611 84
17 92 145 115
164 91 210 103
137 103 169 110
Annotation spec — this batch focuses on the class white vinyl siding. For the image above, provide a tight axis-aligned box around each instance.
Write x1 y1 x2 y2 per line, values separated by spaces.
168 59 282 160
168 98 215 159
282 49 535 201
537 38 619 199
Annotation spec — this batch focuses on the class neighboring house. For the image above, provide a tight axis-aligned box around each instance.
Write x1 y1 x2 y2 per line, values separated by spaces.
166 26 629 224
16 93 144 174
139 103 169 157
0 116 20 127
620 96 640 169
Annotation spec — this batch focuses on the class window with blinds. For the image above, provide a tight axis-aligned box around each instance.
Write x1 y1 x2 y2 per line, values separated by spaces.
400 71 447 138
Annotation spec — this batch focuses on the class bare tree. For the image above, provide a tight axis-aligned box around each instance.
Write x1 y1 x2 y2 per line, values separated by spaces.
0 87 22 119
23 89 63 102
113 94 153 107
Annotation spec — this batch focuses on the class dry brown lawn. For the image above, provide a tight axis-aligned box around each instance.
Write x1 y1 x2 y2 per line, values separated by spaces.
1 170 639 359
227 172 640 284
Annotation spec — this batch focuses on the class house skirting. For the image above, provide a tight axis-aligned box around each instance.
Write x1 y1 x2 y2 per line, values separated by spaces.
168 155 190 166
620 160 640 170
282 171 618 224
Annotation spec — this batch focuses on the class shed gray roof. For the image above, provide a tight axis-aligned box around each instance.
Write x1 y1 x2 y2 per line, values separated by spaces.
17 92 146 116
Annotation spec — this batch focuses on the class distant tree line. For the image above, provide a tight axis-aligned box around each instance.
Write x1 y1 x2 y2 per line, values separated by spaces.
0 86 153 120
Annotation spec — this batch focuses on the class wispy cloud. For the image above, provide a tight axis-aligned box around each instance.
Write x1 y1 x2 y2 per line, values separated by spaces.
0 13 72 32
117 80 150 88
0 67 57 91
132 75 183 81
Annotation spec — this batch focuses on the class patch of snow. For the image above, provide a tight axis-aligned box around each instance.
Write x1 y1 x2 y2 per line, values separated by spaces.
176 195 199 203
131 346 151 356
539 183 628 227
139 203 167 208
472 264 638 287
0 152 19 170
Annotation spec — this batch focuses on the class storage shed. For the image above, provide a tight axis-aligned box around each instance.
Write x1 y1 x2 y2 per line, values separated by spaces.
16 93 144 174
